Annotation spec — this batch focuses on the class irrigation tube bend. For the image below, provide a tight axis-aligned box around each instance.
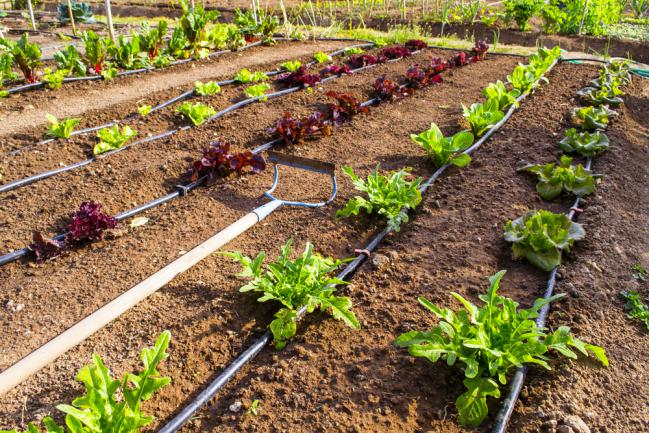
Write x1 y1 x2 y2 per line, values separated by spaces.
156 56 561 433
491 160 590 433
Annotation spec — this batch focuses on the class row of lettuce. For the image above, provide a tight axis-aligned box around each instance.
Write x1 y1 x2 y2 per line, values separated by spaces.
0 1 279 94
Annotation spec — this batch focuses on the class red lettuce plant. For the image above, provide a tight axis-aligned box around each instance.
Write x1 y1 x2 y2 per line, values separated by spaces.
449 51 470 67
380 46 413 60
405 39 428 51
429 57 448 74
406 65 443 88
272 111 332 145
321 64 352 77
472 40 489 60
191 141 266 181
325 91 369 125
278 65 321 87
347 54 386 69
66 201 118 243
373 76 412 101
29 232 65 262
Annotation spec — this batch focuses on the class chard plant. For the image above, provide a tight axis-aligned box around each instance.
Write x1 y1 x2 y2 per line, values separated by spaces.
194 80 221 96
462 98 505 137
337 165 423 231
0 52 18 83
53 45 86 77
621 290 649 330
224 240 359 349
167 27 189 59
410 123 474 168
233 68 268 84
46 114 79 139
504 209 585 271
313 51 332 63
178 0 220 53
136 20 168 59
482 80 520 110
1 34 41 83
571 106 614 131
521 155 601 200
559 128 609 157
396 271 607 427
109 35 150 70
176 102 216 126
244 82 271 100
94 125 138 155
1 331 172 433
81 30 113 74
280 60 302 72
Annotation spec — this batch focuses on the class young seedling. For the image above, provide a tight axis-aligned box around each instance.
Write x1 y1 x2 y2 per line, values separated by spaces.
224 240 359 349
504 209 585 271
620 290 649 330
396 271 607 427
46 114 80 139
632 263 648 282
138 104 152 117
577 83 624 107
520 155 601 200
194 80 221 96
94 125 138 155
176 102 216 126
559 129 609 157
410 123 474 168
337 165 423 231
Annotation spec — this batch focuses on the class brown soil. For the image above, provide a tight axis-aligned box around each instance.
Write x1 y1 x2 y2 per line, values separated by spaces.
0 49 647 433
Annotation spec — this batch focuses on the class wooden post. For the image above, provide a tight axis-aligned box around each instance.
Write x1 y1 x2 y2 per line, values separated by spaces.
104 0 115 43
66 0 77 36
26 0 36 30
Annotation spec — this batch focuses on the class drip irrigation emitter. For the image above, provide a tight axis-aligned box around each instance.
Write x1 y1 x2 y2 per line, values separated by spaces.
155 56 560 433
491 160 590 433
0 151 338 396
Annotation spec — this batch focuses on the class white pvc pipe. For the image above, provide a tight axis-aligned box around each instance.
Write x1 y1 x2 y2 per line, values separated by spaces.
26 0 36 30
104 0 115 43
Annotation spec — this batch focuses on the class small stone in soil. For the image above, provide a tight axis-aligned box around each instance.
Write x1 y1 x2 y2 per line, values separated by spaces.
229 401 242 413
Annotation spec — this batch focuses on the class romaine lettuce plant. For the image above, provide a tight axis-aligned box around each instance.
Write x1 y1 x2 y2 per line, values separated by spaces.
559 128 609 157
482 80 520 110
94 125 138 155
462 98 505 137
507 63 542 93
190 141 265 180
521 155 600 200
233 68 267 84
337 165 422 231
176 102 216 126
244 82 271 100
571 106 613 131
410 123 474 168
576 84 624 107
504 209 585 271
46 114 79 139
194 80 221 96
396 270 607 427
224 240 359 349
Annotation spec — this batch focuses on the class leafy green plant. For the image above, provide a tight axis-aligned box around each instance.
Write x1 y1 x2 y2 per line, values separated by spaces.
100 64 118 81
344 47 364 55
224 240 359 349
57 1 94 24
109 34 150 70
507 64 543 93
194 80 221 96
81 30 113 74
233 68 268 84
559 128 609 157
577 84 624 107
226 27 246 51
176 102 216 126
482 80 520 110
571 106 614 131
0 52 18 83
46 114 79 139
137 104 152 117
137 20 168 59
94 125 138 155
410 123 474 168
53 45 87 77
167 27 189 59
281 60 302 72
244 83 271 100
313 51 332 63
503 0 541 30
337 165 422 231
632 263 648 282
504 209 585 271
462 98 505 137
0 33 41 82
396 271 608 427
1 331 171 433
178 0 219 53
521 155 601 200
43 67 67 90
621 290 649 329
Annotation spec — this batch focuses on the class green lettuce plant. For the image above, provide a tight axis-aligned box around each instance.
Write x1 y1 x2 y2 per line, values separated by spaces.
224 240 359 349
176 102 216 126
233 68 267 84
94 125 138 155
280 60 302 72
410 123 474 168
396 271 608 427
244 83 271 100
194 80 221 96
313 51 332 63
621 290 649 330
46 114 80 139
482 80 520 110
137 104 152 117
520 155 601 200
559 129 609 157
504 209 585 271
462 98 504 137
571 106 614 131
337 165 422 231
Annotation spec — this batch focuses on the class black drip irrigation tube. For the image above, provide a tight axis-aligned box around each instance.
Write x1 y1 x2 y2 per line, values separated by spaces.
0 45 451 266
491 159 590 433
0 41 378 193
155 57 560 433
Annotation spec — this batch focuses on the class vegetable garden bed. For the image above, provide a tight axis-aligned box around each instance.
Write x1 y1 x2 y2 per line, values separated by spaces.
0 36 647 433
